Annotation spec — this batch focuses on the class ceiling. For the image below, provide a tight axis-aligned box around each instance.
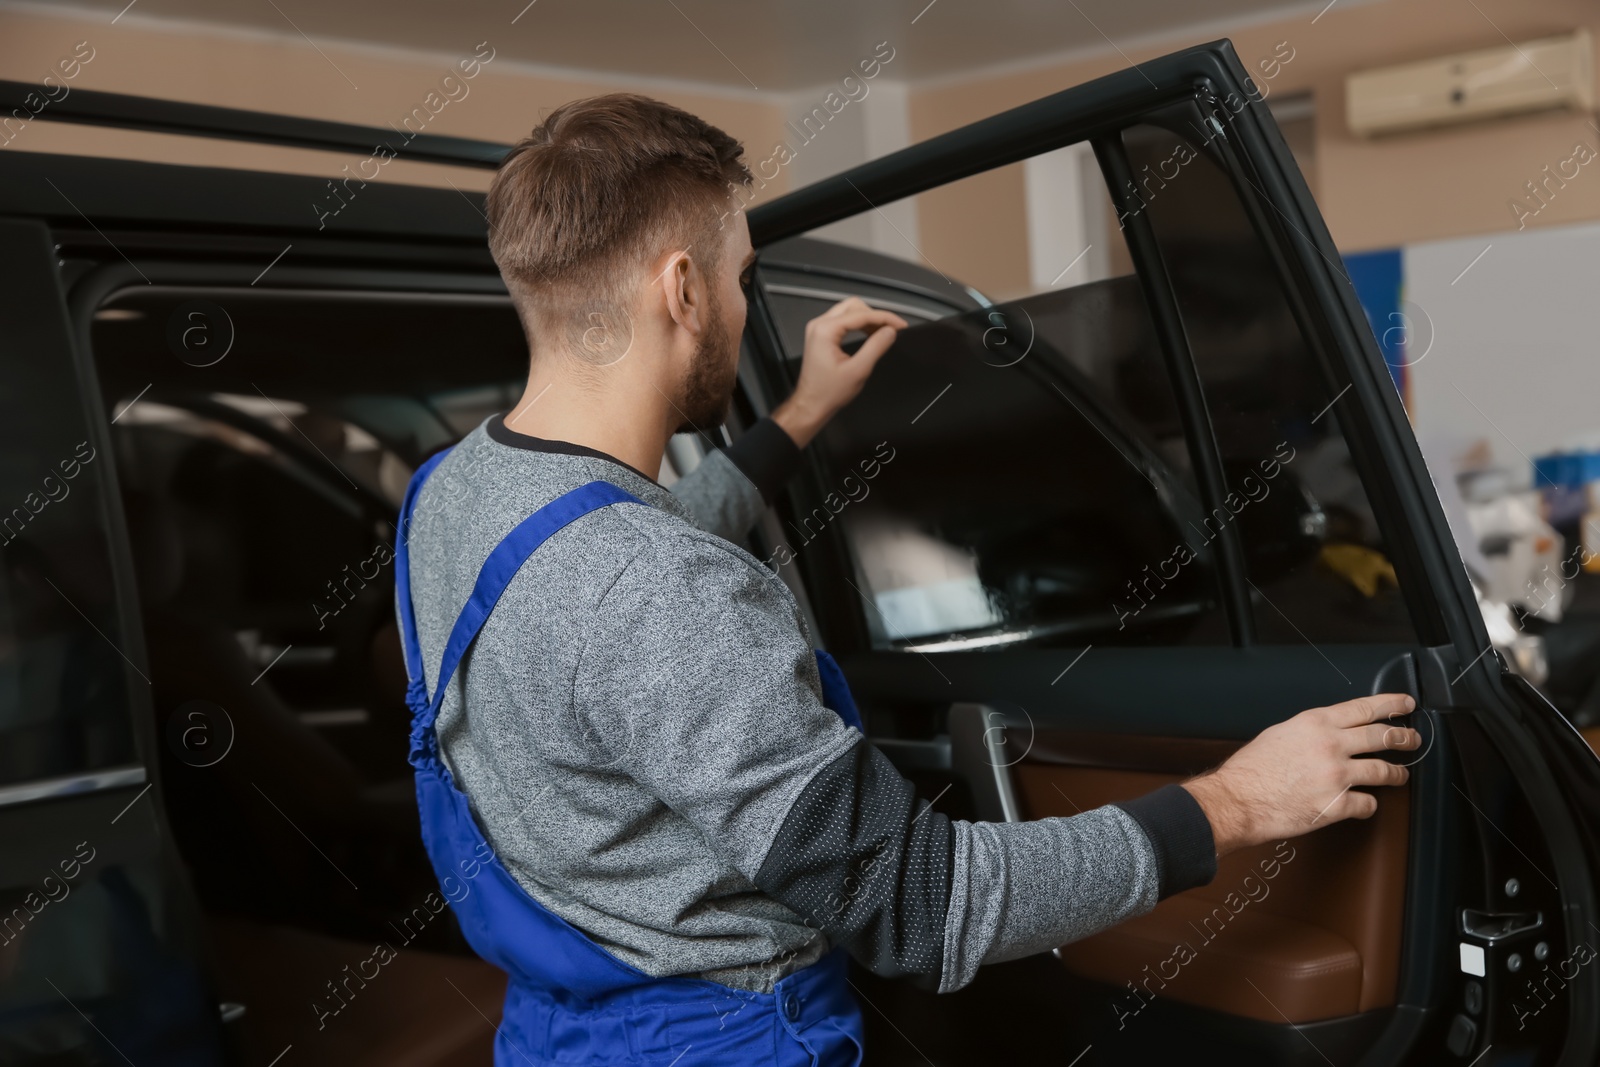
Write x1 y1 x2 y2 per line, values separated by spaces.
39 0 1342 92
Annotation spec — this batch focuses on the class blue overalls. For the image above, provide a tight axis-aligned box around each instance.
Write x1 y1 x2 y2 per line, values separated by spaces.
395 450 867 1066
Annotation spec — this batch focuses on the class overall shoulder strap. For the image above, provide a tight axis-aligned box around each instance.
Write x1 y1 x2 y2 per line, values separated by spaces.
403 478 645 730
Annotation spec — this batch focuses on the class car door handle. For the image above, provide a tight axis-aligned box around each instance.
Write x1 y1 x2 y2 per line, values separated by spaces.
1373 650 1422 704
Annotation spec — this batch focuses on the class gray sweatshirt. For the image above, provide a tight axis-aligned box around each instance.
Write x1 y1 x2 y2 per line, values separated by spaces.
404 414 1215 995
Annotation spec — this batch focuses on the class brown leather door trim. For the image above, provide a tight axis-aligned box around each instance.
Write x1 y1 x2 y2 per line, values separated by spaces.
1014 749 1409 1023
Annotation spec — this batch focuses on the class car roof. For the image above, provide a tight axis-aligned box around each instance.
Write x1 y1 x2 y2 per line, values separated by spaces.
0 150 491 242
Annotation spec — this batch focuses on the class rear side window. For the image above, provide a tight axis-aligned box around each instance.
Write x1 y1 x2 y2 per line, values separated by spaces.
0 334 135 787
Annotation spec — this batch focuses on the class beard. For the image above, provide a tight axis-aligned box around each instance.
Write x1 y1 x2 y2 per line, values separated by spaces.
675 289 741 434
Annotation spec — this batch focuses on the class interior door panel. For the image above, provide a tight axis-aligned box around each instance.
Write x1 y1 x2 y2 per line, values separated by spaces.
873 644 1420 1031
1016 761 1409 1023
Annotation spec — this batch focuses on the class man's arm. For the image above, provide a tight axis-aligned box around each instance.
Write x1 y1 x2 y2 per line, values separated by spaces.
757 733 1196 991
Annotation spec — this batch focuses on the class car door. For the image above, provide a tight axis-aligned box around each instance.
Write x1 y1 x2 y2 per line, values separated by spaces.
740 40 1600 1066
0 216 224 1065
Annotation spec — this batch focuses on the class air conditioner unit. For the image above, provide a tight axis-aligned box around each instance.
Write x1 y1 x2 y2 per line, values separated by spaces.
1347 29 1594 137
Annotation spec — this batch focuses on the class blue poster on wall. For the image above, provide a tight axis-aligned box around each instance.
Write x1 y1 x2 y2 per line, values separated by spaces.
1342 247 1408 409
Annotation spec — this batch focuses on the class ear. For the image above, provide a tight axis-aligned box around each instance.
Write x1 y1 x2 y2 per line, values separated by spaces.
659 249 708 337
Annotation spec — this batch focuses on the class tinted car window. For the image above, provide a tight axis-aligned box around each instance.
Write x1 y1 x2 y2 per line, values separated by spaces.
110 398 394 719
0 349 135 787
770 272 1228 650
1123 116 1415 644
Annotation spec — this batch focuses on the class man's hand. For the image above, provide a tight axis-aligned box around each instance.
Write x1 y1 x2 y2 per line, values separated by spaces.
772 297 907 448
1182 693 1420 856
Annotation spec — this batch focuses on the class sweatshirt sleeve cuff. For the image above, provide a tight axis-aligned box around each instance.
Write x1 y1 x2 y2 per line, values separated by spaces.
723 417 803 503
1111 783 1217 899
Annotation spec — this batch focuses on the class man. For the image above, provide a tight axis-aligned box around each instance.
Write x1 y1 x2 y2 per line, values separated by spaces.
397 94 1419 1066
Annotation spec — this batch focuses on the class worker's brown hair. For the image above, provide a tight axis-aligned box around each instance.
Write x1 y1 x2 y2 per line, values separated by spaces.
486 93 752 361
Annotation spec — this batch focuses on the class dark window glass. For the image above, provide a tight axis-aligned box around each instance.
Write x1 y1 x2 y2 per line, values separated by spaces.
109 397 395 721
771 271 1230 650
0 353 135 787
1123 115 1414 643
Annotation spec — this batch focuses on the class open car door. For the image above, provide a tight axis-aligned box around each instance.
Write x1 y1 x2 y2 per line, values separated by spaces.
739 39 1600 1065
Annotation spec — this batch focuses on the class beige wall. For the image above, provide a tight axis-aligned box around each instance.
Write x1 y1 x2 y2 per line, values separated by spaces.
0 7 793 197
909 0 1600 295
